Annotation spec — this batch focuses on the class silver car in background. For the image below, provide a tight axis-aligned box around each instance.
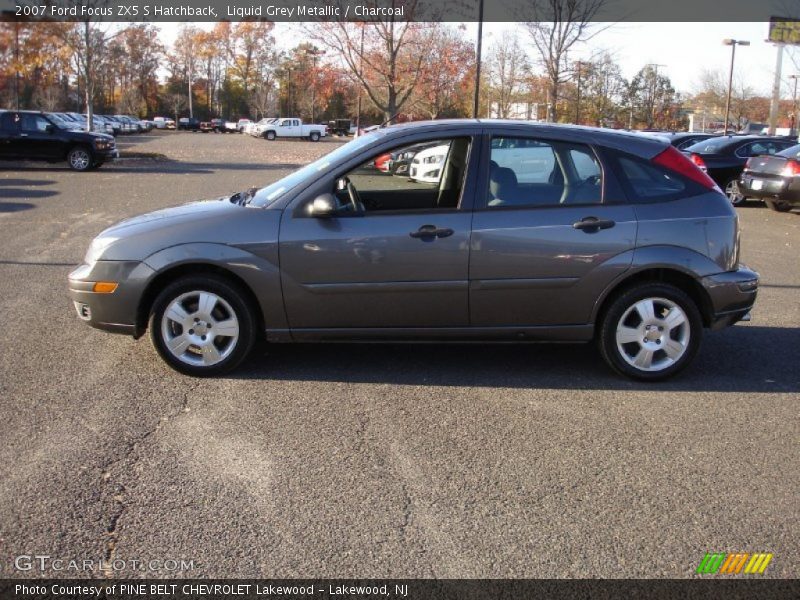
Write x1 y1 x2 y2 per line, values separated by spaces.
69 120 758 380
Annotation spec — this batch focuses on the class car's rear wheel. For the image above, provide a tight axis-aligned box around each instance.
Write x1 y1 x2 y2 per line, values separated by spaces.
149 275 256 376
67 146 93 171
765 198 792 212
598 283 702 381
725 178 746 205
310 132 321 142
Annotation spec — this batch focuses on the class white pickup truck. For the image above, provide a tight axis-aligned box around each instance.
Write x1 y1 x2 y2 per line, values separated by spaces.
260 118 327 141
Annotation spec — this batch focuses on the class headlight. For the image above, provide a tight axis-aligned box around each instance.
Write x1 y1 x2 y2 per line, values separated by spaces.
423 155 444 164
94 140 112 149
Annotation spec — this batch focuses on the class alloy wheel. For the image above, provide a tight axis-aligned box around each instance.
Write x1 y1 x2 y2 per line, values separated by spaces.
160 290 240 367
615 297 690 372
725 180 745 205
69 149 91 171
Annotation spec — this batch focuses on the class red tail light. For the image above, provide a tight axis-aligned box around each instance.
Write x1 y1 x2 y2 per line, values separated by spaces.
743 157 753 171
781 159 800 177
652 146 718 191
688 153 706 170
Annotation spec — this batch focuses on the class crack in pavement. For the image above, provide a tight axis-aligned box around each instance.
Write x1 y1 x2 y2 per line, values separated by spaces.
100 379 201 578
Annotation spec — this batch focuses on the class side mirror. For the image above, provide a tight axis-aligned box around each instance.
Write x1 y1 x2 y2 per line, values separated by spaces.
308 193 336 218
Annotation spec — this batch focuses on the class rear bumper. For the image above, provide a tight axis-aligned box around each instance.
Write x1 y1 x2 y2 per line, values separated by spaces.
68 260 155 337
739 175 800 204
700 266 759 330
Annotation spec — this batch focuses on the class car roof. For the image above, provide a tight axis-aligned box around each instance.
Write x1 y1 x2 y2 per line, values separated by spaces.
379 119 669 157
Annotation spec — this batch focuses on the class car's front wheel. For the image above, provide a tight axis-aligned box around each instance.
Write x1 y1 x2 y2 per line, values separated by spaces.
598 283 702 381
149 275 256 376
67 146 93 171
265 131 276 141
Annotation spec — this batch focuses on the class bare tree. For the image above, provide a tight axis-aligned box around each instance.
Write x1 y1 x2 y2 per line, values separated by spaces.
167 93 187 123
522 0 607 122
487 33 529 118
311 3 434 121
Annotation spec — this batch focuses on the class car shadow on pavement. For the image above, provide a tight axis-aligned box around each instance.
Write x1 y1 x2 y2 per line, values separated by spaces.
0 202 35 213
233 325 799 393
0 188 58 199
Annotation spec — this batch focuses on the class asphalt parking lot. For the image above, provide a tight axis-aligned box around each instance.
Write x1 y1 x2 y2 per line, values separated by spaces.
0 131 797 579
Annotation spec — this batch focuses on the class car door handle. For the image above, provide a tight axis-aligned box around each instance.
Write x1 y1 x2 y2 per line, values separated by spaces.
19 133 28 138
573 217 615 232
409 225 454 239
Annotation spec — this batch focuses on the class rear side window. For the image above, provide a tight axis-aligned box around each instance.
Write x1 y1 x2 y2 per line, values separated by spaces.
617 155 686 200
486 137 602 208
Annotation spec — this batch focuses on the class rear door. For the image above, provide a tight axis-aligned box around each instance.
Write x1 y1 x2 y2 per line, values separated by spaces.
469 132 637 328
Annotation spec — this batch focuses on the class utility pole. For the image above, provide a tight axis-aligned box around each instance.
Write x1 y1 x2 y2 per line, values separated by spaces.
790 74 799 134
14 21 20 110
472 0 484 118
355 24 365 133
768 43 784 135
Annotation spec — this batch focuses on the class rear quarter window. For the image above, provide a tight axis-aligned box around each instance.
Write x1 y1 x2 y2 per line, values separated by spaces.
618 156 685 199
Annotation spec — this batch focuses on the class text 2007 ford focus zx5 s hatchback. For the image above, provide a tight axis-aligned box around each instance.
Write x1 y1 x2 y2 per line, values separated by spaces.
69 120 758 380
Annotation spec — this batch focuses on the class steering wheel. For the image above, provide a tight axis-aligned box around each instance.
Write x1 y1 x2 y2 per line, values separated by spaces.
344 177 364 212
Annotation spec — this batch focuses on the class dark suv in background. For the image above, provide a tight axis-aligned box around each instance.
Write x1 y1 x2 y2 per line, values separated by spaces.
0 110 117 171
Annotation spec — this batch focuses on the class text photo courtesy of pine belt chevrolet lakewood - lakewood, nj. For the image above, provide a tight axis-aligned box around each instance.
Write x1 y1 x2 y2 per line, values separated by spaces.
0 0 798 598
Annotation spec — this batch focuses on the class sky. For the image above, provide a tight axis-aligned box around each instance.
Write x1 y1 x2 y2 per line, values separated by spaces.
157 21 799 99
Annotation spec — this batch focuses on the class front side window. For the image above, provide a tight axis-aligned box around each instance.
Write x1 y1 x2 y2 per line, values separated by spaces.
487 137 602 207
334 137 472 212
20 114 51 133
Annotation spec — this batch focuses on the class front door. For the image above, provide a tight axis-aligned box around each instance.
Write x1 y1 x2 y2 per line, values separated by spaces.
18 113 63 159
470 134 637 328
279 136 477 331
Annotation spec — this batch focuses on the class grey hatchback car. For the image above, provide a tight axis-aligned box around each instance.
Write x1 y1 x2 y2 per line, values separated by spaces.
69 120 758 380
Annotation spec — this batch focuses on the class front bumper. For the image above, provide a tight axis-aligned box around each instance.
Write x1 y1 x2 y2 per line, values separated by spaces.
700 266 759 330
68 260 155 336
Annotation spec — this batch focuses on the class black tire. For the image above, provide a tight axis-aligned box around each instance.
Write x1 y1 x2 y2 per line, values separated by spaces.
310 131 321 142
67 145 93 171
149 274 257 377
765 198 792 212
265 131 276 141
597 282 703 381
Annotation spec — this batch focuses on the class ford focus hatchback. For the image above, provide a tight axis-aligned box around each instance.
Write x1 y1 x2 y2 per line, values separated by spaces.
69 120 758 380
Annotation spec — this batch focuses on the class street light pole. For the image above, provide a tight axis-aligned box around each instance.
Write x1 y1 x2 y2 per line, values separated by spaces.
790 74 799 134
723 39 749 134
472 0 484 118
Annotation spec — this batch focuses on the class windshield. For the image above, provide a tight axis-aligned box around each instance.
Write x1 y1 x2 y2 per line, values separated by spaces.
248 132 385 207
48 113 74 129
684 137 738 153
